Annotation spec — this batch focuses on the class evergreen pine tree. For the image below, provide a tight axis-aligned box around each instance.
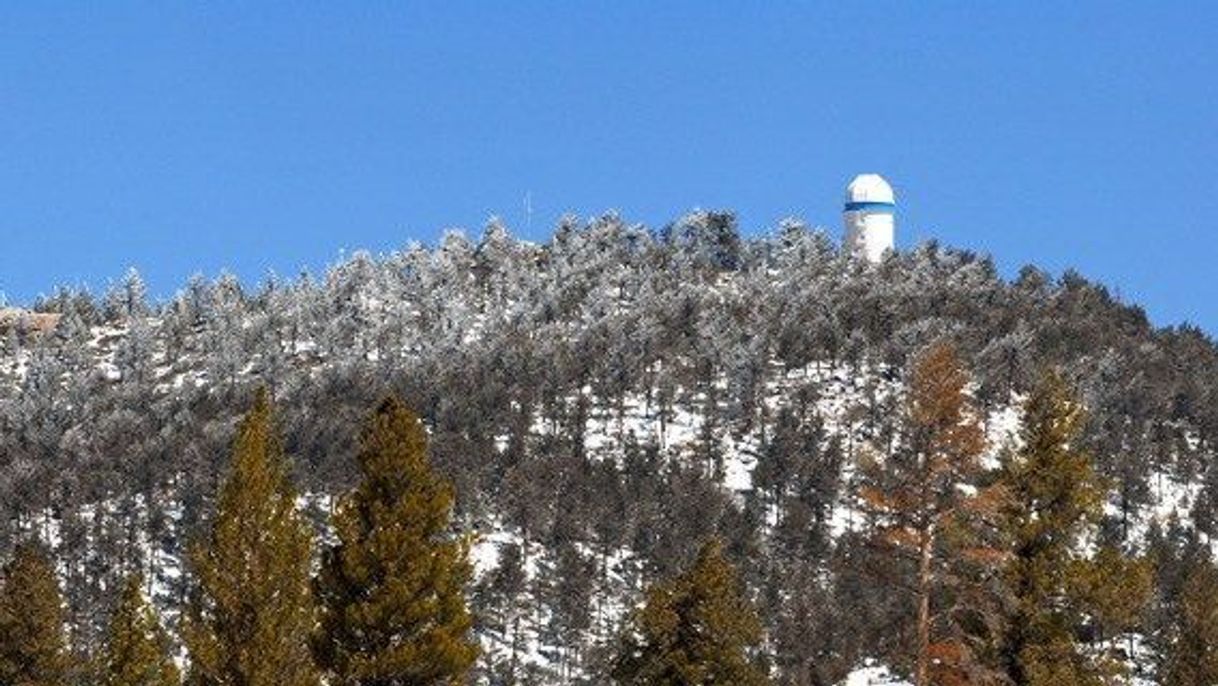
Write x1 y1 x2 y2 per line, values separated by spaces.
610 539 767 686
100 573 180 686
184 389 320 686
995 370 1135 685
1079 544 1152 666
314 396 478 685
0 542 72 686
858 341 1000 685
1160 548 1218 686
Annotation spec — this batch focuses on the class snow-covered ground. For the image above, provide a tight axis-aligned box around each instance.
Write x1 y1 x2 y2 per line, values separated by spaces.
0 313 1199 685
841 660 910 686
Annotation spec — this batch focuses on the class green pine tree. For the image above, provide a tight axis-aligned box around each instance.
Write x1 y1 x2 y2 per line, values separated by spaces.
1079 543 1152 666
313 396 478 685
995 370 1137 686
100 573 180 686
184 389 320 686
1160 550 1218 686
611 539 768 686
0 542 72 686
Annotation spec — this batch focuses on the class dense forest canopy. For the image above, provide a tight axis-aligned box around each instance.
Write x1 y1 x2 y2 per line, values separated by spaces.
2 212 1216 684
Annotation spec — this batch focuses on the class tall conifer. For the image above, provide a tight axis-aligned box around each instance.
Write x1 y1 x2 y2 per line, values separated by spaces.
184 389 320 686
611 539 767 686
859 341 1000 685
995 370 1138 685
100 573 179 686
314 396 478 685
0 542 72 686
1161 552 1218 685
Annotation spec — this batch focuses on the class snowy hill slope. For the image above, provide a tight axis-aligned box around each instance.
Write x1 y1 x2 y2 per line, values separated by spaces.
1 216 1215 683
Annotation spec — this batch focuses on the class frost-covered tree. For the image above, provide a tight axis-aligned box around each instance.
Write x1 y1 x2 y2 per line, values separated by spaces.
104 268 150 323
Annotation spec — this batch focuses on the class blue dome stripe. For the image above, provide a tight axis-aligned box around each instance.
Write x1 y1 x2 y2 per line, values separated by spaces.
844 201 895 213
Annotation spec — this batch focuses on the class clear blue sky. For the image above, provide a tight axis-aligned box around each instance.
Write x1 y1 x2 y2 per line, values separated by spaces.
2 3 1216 330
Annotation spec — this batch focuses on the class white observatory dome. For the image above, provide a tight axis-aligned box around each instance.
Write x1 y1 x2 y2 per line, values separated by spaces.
844 173 895 205
842 173 896 263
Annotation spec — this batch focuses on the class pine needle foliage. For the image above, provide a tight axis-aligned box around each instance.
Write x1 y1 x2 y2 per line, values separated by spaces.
100 573 180 686
611 539 768 686
0 542 72 686
995 370 1136 686
314 396 478 685
1160 550 1218 686
184 388 320 686
1079 543 1152 657
859 341 1000 686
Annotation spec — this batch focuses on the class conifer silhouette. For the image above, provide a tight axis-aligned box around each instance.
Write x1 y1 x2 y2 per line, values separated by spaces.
314 396 478 685
184 389 320 686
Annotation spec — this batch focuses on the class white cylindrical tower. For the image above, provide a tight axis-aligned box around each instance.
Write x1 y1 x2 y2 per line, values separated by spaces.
843 173 895 263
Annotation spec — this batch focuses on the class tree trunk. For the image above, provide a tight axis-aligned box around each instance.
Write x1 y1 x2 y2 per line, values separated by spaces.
916 523 935 686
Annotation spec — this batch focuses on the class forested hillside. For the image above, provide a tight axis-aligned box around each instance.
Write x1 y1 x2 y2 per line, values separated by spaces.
2 212 1217 684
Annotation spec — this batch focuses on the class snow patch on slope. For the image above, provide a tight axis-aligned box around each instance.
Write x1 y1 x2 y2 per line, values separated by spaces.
841 660 911 685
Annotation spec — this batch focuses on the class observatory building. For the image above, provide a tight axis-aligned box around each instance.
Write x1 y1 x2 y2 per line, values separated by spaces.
843 174 895 263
